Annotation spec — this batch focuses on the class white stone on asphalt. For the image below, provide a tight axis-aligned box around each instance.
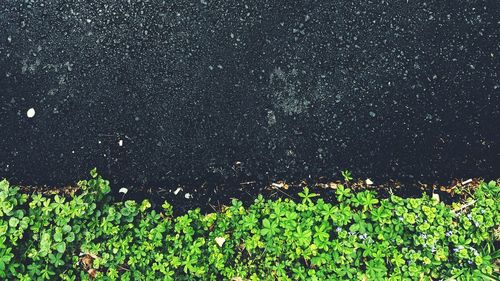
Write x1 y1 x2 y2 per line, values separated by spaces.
27 108 36 118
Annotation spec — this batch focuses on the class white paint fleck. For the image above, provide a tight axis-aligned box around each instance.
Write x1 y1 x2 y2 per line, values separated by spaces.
7 36 12 43
118 139 123 146
365 178 373 185
267 110 276 126
184 193 192 199
173 187 183 195
462 179 473 185
86 19 92 23
27 108 36 118
119 187 128 194
369 111 376 117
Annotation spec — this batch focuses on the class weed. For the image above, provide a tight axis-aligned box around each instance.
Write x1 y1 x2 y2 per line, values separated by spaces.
0 172 498 280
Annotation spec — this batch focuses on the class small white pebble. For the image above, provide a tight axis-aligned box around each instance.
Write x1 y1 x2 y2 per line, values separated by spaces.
7 36 12 43
432 193 440 202
118 139 123 146
184 193 192 199
86 19 92 23
27 108 36 118
215 237 225 247
365 178 373 185
173 187 182 195
119 187 128 194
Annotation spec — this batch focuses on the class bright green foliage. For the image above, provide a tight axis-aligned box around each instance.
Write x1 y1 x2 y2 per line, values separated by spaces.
341 170 353 182
0 172 498 280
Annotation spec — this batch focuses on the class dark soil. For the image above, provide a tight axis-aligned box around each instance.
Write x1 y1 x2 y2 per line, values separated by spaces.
19 176 488 215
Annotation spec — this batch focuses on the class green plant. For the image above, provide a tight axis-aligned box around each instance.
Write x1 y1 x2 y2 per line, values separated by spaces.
341 170 353 182
298 187 319 205
0 171 498 280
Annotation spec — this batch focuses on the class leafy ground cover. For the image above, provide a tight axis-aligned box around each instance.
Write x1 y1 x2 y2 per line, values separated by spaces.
0 170 498 280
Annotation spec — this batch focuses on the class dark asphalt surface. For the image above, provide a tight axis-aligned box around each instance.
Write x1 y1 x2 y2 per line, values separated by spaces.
1 1 499 207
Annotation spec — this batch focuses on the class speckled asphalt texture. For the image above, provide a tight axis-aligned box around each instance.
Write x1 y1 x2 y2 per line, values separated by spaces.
1 1 499 206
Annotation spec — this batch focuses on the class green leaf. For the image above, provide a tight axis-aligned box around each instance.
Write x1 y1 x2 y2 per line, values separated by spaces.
100 182 111 195
8 217 19 228
54 231 63 243
55 242 66 254
62 225 72 233
140 200 152 212
262 218 271 228
19 217 30 229
13 210 24 219
341 170 353 182
2 201 13 215
0 225 7 236
66 232 75 243
90 168 98 178
0 179 9 191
